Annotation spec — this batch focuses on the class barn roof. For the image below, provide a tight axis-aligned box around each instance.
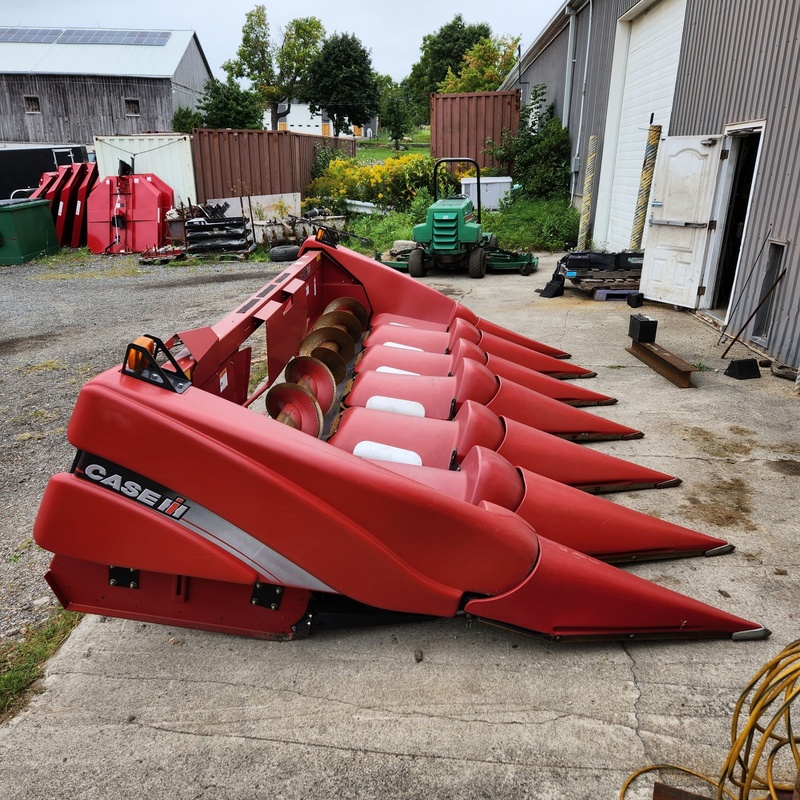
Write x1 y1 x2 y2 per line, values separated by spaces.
0 27 211 78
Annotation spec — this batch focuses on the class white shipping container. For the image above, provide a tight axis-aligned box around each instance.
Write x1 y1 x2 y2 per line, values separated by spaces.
460 176 512 210
94 134 197 208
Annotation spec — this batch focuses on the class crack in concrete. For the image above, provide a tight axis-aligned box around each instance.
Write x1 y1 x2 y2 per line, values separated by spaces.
47 667 630 735
621 641 650 765
126 719 627 771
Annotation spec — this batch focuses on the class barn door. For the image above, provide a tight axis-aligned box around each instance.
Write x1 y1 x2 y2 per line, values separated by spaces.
639 135 723 307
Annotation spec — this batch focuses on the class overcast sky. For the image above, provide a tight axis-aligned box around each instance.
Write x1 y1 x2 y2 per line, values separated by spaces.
1 1 566 82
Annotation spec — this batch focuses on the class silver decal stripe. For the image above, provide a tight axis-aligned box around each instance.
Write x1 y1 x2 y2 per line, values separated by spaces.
176 503 335 594
74 453 334 593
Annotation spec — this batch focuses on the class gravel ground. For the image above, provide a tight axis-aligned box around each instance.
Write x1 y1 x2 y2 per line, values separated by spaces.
0 251 280 641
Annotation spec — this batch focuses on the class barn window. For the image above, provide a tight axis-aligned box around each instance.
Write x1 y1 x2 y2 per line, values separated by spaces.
125 98 140 117
24 95 41 114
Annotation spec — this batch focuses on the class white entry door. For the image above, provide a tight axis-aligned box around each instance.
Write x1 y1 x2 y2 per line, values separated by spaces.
639 135 723 307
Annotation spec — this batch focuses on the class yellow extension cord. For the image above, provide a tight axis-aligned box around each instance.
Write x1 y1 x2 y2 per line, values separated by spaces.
620 639 800 800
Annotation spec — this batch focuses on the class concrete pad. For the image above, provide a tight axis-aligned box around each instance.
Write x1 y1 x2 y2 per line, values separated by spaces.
2 253 798 800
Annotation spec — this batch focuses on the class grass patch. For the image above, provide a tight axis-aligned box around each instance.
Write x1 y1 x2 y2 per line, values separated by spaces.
0 608 82 721
33 263 142 280
15 432 45 441
16 360 67 374
35 247 94 267
20 409 59 423
248 357 268 393
348 211 414 255
483 197 579 252
356 145 397 163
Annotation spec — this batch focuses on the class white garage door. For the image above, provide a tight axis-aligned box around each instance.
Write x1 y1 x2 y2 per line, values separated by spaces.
604 0 687 251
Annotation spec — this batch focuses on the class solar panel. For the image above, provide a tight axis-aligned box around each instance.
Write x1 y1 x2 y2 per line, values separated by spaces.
56 29 171 46
0 26 171 46
0 27 62 44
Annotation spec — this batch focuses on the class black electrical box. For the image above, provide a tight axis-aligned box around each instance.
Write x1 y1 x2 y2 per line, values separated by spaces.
628 314 657 343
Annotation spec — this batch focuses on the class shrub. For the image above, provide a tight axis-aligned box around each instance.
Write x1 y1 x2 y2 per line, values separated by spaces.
172 106 202 134
485 85 572 200
307 153 449 212
311 141 345 181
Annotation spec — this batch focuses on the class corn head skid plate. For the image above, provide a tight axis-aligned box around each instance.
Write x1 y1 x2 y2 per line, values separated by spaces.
34 239 769 644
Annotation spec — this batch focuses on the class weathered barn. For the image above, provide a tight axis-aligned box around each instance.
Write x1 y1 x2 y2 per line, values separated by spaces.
503 0 800 368
0 27 212 146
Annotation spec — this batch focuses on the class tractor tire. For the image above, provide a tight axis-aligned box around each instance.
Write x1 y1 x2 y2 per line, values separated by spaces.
468 247 487 279
408 248 427 278
486 234 499 251
519 260 534 276
269 244 301 262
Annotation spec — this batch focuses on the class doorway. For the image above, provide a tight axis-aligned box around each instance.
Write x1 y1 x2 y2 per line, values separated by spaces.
708 131 761 316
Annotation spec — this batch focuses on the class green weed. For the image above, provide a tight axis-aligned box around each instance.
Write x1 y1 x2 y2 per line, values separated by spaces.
0 608 82 721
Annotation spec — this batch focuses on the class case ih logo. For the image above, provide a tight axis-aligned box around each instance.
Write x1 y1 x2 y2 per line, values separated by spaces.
75 453 190 520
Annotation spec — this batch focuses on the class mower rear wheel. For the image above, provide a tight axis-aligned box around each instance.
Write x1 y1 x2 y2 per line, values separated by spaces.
408 248 427 278
468 247 487 279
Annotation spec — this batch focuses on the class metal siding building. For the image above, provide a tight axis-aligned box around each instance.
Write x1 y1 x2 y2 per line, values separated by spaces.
670 0 800 366
0 28 212 145
503 0 800 368
505 1 640 205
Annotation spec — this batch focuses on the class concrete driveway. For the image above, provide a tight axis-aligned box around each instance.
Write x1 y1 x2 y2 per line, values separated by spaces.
1 253 797 800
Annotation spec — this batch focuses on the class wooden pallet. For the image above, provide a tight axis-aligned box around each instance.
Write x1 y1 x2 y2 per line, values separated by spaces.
592 287 640 300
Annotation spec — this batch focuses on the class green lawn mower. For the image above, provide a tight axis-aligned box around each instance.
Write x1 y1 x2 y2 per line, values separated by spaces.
378 157 537 279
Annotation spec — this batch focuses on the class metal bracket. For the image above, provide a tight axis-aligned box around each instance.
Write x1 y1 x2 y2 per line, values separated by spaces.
109 565 139 589
121 335 191 393
649 220 707 228
250 582 284 610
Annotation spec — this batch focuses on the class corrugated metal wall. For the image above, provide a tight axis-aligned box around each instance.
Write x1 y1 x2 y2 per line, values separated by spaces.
430 92 520 170
511 1 640 205
94 134 197 206
505 0 799 364
518 30 569 115
0 75 173 144
671 0 800 366
191 129 355 203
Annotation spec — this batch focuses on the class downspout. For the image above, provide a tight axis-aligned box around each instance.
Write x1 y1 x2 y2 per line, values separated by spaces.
562 5 578 128
570 0 593 204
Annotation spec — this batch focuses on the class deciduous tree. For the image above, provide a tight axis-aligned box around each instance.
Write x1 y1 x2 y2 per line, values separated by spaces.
197 77 263 129
437 35 520 94
223 5 325 130
302 33 380 138
381 82 413 149
405 15 491 123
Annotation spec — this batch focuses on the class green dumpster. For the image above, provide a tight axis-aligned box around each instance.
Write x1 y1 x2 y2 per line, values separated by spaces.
0 199 60 265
